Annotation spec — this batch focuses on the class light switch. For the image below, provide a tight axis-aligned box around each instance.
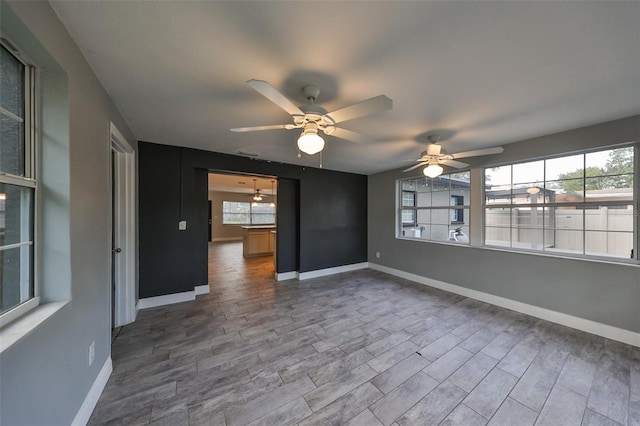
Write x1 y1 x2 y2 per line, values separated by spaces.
179 220 187 230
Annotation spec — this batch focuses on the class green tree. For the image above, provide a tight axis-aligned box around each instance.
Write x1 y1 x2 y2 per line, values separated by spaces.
555 167 605 191
557 148 633 190
602 147 634 188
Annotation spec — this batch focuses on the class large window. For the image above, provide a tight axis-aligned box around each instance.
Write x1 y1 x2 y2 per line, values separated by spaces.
222 201 276 225
1 43 37 320
485 146 636 259
398 172 470 243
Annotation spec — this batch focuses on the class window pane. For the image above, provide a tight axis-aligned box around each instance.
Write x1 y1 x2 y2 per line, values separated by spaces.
512 206 544 250
0 113 25 176
401 191 415 207
429 224 450 242
0 183 34 246
448 223 469 244
429 177 450 207
222 201 250 224
401 209 415 225
546 154 583 181
250 202 275 224
551 230 584 255
512 184 545 205
485 165 511 187
416 190 432 207
513 160 544 184
416 209 430 226
586 148 616 171
0 46 25 117
546 179 584 202
0 45 26 177
485 187 512 205
584 177 633 201
0 184 34 315
1 245 34 314
485 208 511 247
586 231 634 259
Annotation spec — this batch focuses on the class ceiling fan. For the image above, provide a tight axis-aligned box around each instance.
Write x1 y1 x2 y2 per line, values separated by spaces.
249 179 271 201
231 79 392 156
403 135 504 178
250 189 270 201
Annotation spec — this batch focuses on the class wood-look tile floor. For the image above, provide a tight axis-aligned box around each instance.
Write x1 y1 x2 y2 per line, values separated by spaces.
90 241 640 425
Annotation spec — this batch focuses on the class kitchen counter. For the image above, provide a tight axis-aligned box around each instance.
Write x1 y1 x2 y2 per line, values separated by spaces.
242 226 276 258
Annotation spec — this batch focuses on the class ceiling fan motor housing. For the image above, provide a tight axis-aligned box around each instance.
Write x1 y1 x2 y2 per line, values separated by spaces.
302 85 321 101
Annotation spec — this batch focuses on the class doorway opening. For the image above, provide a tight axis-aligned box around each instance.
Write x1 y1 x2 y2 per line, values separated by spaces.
110 123 137 335
207 172 277 287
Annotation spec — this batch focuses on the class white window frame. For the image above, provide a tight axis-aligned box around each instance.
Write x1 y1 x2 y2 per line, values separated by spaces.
0 39 39 327
482 145 638 262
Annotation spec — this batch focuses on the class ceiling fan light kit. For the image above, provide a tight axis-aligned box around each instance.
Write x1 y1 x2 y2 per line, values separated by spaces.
423 163 444 178
297 123 325 155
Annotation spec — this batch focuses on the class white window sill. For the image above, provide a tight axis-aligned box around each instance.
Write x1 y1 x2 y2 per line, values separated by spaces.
0 301 68 354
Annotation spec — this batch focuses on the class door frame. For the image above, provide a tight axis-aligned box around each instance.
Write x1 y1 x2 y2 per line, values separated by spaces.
110 123 137 327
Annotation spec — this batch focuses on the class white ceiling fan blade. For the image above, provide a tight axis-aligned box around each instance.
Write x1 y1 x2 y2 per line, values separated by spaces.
247 79 303 116
403 162 428 172
440 159 469 169
327 127 374 144
230 124 293 132
326 95 392 124
450 146 504 159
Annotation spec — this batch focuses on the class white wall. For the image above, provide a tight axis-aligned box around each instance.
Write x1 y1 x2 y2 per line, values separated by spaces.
0 2 136 424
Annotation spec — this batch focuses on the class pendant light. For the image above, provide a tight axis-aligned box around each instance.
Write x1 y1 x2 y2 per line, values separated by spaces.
252 178 262 204
269 180 275 207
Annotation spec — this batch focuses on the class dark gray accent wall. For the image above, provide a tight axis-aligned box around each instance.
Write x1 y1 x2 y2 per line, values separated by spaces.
138 142 367 299
368 116 640 334
276 178 299 273
139 143 192 297
299 167 368 272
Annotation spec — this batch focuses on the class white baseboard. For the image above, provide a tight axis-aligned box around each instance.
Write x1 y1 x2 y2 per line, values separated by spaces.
137 284 211 309
137 290 195 309
275 271 297 281
195 284 210 295
369 263 640 348
298 262 369 281
71 356 112 426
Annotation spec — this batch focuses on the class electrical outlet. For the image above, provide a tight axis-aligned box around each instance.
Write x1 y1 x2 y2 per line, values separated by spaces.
376 252 381 258
178 220 187 231
89 341 95 366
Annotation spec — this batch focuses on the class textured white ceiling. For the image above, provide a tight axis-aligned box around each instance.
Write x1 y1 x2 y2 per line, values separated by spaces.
51 1 640 175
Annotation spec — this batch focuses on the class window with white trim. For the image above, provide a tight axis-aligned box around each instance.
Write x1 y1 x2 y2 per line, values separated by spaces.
484 146 636 259
1 42 37 319
222 201 276 225
398 172 471 243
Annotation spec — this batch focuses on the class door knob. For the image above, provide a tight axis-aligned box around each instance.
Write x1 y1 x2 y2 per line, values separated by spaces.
113 248 122 253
